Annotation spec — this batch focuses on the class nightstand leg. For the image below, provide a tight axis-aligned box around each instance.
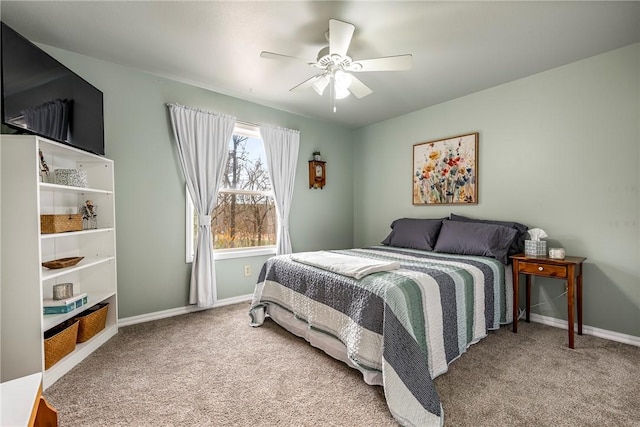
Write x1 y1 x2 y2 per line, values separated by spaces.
512 260 519 333
525 275 531 323
577 266 583 336
567 266 575 349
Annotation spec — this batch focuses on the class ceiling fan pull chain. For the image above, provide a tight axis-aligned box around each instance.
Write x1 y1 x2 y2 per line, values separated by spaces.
330 75 337 113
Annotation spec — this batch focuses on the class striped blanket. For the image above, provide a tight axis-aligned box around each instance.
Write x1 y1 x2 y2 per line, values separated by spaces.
249 246 512 426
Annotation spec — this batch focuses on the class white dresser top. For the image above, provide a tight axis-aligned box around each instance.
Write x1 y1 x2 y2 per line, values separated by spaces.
0 373 42 427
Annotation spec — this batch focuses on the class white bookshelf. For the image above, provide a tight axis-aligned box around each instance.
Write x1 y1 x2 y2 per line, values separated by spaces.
1 135 118 389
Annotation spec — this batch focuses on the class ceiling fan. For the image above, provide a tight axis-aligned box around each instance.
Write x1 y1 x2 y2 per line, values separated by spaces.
260 19 412 112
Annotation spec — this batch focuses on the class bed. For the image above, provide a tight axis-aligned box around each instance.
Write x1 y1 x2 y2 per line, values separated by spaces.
249 217 526 426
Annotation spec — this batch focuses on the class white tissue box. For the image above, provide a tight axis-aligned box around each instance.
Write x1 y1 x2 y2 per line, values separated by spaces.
525 240 547 257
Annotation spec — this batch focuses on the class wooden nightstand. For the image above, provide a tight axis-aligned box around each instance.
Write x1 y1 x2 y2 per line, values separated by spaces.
511 253 587 349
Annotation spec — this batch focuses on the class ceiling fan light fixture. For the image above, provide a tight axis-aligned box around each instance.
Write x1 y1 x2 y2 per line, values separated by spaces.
334 69 352 90
312 76 329 95
335 85 350 99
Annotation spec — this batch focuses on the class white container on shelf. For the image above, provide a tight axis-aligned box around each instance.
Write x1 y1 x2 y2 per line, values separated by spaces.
548 247 566 259
54 169 88 187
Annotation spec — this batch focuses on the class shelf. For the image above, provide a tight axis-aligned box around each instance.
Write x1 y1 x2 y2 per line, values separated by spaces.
38 138 107 162
1 135 117 389
42 291 116 330
41 256 115 280
40 227 115 240
39 182 112 195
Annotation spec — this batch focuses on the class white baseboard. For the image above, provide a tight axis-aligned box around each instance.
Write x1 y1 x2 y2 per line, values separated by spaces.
119 298 639 347
118 294 253 327
529 313 640 347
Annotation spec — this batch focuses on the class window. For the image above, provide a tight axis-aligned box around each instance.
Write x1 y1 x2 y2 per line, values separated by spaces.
185 123 277 262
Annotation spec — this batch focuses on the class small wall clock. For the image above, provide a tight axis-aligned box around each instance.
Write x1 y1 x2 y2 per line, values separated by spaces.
308 160 326 189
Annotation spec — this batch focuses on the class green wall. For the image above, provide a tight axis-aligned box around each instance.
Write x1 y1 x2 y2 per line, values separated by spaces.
28 42 640 338
38 46 355 318
353 44 640 337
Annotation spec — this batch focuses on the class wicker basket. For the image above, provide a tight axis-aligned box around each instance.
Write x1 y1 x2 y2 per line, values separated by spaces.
44 320 79 369
75 303 109 343
41 214 82 234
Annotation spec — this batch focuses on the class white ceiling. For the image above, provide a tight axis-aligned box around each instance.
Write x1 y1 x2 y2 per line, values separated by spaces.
2 1 639 128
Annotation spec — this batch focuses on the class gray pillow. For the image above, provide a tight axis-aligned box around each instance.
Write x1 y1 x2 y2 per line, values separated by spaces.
381 218 443 251
433 220 518 264
449 213 528 256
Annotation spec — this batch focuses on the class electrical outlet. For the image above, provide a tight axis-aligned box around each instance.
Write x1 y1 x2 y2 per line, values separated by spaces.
244 265 251 277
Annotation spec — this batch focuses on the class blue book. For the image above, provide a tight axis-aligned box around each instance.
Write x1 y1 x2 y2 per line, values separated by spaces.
43 293 88 315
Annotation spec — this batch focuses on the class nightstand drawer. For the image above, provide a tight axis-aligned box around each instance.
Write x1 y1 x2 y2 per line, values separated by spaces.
519 262 567 278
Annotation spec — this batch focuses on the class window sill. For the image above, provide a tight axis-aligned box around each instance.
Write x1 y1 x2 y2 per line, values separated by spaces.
215 247 276 260
187 247 277 263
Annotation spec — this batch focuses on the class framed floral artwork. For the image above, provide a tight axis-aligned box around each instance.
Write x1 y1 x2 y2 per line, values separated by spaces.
413 132 478 205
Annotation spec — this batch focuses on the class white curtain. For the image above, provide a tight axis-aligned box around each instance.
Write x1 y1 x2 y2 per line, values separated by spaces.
259 125 300 255
168 103 236 307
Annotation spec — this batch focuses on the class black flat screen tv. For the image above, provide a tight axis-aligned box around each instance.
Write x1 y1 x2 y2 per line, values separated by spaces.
1 21 104 155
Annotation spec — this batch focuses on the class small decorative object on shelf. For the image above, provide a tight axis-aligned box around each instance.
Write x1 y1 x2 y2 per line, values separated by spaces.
52 283 74 300
39 149 50 183
548 247 566 259
313 151 322 161
80 200 98 229
42 256 84 269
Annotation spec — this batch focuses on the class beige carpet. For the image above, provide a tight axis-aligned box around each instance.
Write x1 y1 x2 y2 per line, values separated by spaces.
44 302 640 426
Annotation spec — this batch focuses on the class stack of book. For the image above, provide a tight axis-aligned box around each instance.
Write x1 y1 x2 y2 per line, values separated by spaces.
43 293 88 315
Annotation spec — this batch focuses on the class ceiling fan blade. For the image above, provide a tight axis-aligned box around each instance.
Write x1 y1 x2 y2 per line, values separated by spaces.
347 75 373 99
329 19 355 57
290 74 326 92
350 54 413 72
260 51 315 65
